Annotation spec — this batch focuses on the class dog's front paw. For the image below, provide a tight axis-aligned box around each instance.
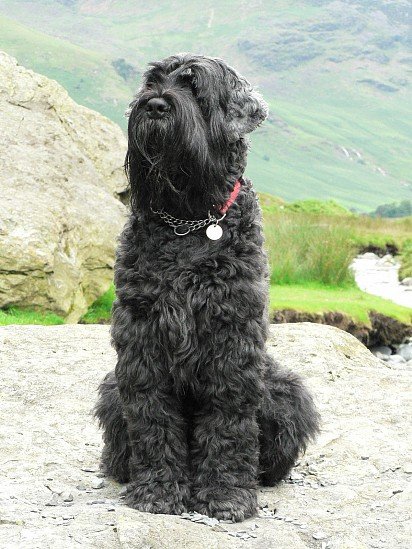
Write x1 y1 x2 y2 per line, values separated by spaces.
192 486 257 522
124 481 190 515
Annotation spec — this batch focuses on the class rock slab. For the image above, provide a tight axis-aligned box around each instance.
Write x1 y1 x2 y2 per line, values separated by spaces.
0 52 127 321
0 323 410 548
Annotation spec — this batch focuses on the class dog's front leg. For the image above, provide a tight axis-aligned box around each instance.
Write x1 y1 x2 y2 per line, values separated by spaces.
115 356 191 515
190 362 262 522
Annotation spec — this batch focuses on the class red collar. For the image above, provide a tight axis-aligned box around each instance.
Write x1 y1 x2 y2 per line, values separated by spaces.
218 179 241 215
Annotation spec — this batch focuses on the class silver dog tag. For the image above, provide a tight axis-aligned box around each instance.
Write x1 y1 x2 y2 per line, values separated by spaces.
206 224 223 240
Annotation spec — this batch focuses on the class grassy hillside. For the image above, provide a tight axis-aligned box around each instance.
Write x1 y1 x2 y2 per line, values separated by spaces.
0 1 411 210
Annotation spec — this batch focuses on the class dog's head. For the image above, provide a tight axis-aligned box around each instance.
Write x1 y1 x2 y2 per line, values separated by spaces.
126 54 268 214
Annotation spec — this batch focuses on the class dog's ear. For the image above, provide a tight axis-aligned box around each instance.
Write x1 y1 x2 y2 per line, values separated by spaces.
224 67 268 141
188 57 268 142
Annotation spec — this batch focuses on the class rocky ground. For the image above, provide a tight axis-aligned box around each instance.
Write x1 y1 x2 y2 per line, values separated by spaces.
0 323 410 549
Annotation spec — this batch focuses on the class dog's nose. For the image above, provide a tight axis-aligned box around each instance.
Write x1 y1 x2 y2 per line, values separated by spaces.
146 97 170 119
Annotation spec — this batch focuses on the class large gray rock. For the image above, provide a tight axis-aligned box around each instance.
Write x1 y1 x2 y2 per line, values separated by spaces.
0 52 127 322
0 323 410 548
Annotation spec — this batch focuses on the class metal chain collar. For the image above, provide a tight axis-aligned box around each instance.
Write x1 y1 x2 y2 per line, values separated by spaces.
150 204 226 236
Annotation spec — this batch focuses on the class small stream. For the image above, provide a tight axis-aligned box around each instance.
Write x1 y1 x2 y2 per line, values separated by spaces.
351 253 412 309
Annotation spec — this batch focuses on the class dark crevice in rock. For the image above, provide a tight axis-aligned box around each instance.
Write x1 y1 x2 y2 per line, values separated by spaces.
271 309 411 348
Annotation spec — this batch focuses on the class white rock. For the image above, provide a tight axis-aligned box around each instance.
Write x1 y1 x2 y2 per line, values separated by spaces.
387 355 406 365
374 352 390 362
370 345 392 357
0 52 127 322
312 531 328 540
396 344 412 362
91 478 105 490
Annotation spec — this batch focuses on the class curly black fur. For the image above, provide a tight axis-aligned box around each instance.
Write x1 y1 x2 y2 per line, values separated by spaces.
95 53 320 522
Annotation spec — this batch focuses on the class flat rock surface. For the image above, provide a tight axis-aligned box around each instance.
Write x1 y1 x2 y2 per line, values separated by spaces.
0 323 410 548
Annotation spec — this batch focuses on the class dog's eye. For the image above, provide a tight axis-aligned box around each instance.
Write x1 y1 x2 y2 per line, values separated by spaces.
180 68 197 93
228 107 243 119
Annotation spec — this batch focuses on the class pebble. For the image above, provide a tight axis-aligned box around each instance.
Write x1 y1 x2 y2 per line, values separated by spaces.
76 483 86 491
45 493 60 507
62 492 73 502
370 345 392 357
374 352 390 362
290 472 304 481
386 355 406 365
81 466 99 473
212 524 227 533
87 500 107 505
313 531 328 540
181 512 219 527
91 478 105 489
396 344 412 361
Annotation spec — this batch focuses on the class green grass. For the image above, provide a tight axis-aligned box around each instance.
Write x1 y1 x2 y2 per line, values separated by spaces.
263 207 412 289
0 307 64 325
80 284 115 324
285 199 352 216
264 211 356 286
399 239 412 280
269 284 412 325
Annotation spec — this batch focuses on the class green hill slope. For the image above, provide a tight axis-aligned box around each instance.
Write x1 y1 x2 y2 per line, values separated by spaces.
0 1 410 210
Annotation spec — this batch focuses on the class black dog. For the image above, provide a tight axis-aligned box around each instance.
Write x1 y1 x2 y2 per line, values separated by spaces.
95 54 319 522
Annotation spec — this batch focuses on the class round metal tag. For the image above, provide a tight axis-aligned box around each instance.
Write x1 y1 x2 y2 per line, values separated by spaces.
206 224 223 240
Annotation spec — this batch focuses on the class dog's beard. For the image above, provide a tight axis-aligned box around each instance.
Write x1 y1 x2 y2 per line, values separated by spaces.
126 93 229 216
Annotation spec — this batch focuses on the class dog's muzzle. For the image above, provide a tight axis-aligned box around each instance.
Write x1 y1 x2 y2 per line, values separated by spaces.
145 97 170 119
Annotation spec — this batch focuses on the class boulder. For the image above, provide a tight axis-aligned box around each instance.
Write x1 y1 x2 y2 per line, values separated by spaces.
0 323 410 548
0 52 127 322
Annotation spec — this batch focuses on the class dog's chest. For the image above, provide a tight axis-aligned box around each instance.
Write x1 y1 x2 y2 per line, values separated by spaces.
118 212 267 380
